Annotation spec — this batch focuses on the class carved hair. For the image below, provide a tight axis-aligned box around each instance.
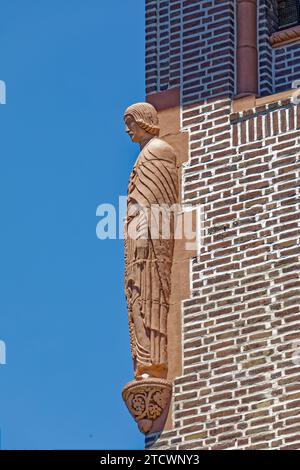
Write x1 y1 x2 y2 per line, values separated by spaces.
124 102 160 136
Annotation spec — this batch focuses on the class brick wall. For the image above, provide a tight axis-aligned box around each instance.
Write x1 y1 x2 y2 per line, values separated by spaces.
147 1 300 98
274 44 300 93
146 0 235 101
145 0 300 451
258 0 278 96
258 0 300 95
146 0 182 94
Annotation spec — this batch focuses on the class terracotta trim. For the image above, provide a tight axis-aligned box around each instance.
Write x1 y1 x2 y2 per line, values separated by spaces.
232 94 256 112
146 87 180 111
232 89 295 113
236 0 258 97
270 25 300 48
256 89 295 106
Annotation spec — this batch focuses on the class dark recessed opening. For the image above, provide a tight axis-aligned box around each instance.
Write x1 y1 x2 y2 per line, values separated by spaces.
278 0 300 29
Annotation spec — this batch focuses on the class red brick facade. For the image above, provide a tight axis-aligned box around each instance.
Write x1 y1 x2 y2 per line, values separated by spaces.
145 0 300 450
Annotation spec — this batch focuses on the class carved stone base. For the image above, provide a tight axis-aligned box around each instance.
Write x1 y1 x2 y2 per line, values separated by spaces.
122 378 172 434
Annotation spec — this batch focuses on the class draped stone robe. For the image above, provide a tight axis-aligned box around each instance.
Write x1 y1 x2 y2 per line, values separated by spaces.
124 137 178 377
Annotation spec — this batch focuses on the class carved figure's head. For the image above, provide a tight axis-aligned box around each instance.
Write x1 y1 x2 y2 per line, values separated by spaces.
124 102 160 143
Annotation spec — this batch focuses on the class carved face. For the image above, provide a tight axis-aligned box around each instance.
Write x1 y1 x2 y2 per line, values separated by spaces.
124 115 147 143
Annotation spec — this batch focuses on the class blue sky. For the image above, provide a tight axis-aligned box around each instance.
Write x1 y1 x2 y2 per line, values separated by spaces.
0 0 145 450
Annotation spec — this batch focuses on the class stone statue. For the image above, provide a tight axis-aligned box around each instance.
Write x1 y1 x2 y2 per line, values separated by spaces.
124 102 178 381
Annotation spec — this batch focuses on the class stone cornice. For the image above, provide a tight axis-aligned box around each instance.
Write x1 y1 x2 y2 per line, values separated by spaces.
270 25 300 48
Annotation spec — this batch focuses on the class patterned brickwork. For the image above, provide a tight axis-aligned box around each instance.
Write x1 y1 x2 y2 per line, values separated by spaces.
146 95 300 450
145 0 300 451
258 0 300 95
258 0 278 96
146 0 235 101
146 0 182 94
146 1 300 98
274 43 300 93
